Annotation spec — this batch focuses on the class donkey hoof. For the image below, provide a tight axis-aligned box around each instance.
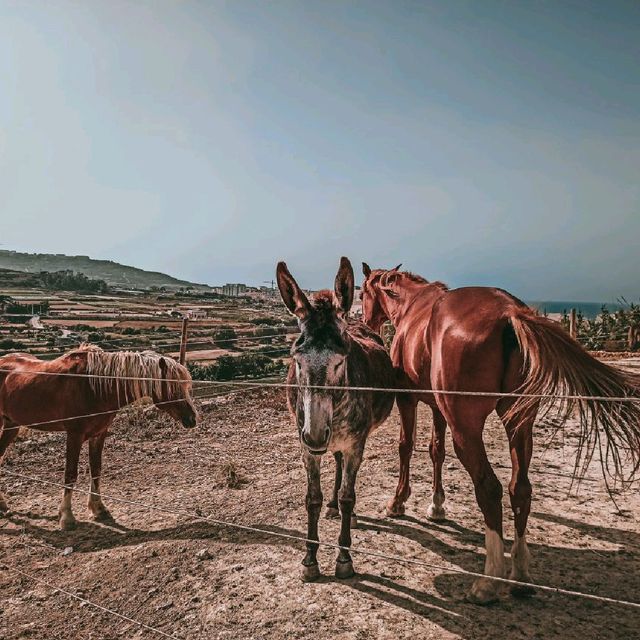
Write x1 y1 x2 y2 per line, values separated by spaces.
325 507 340 519
510 582 536 598
301 563 321 582
60 517 77 531
466 579 500 606
385 500 405 518
0 498 10 514
427 504 446 522
335 559 355 579
350 514 358 528
93 509 114 523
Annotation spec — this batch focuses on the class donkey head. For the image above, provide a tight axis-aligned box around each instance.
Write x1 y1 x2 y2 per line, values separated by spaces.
277 257 354 454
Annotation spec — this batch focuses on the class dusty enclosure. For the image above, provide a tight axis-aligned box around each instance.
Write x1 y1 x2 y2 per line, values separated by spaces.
1 384 639 640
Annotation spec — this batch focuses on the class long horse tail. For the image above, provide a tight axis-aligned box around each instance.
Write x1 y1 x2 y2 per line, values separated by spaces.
507 309 640 483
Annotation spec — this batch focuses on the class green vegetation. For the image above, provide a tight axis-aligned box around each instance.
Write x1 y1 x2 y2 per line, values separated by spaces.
561 303 640 350
0 249 210 290
40 270 108 293
188 353 286 381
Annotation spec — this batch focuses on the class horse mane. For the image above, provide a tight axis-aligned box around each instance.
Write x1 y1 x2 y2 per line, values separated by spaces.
84 349 187 403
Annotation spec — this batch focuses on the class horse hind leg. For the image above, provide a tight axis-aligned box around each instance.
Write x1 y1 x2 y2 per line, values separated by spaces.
427 408 447 521
0 420 20 512
497 399 537 597
447 422 505 605
326 452 357 527
325 452 342 519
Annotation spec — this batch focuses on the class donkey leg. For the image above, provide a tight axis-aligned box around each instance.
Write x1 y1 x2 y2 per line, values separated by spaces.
59 431 83 531
301 450 322 582
335 448 363 578
427 408 448 521
386 395 417 517
87 431 112 522
451 432 505 605
498 403 536 597
0 421 19 513
325 452 342 519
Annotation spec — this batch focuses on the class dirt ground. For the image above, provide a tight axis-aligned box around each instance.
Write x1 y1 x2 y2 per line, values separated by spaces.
1 384 639 640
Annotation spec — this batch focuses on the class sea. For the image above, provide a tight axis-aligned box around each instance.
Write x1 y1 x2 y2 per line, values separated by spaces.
526 301 625 319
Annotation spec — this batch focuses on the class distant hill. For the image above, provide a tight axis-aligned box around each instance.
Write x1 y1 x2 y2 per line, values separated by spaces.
0 250 210 290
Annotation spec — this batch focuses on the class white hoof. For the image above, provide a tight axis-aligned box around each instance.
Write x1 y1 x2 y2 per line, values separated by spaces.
427 503 446 521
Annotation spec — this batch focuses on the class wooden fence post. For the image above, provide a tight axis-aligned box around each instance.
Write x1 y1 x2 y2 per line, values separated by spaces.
569 308 577 340
179 317 189 365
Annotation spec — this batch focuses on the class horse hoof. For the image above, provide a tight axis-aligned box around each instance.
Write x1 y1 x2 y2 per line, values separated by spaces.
385 501 405 518
301 563 321 582
466 579 500 606
0 499 10 514
335 560 355 579
427 504 446 522
325 507 340 519
350 514 358 528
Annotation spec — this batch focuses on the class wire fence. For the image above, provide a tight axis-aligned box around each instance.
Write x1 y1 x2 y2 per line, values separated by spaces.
3 467 639 611
2 345 640 634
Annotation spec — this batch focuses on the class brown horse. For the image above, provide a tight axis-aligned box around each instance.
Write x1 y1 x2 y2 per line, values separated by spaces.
360 264 640 604
277 257 395 580
0 345 197 529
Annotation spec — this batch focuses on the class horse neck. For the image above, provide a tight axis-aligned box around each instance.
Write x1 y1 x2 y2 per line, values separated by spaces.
382 281 442 329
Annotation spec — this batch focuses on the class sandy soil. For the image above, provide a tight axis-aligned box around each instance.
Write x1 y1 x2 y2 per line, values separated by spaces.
1 388 639 640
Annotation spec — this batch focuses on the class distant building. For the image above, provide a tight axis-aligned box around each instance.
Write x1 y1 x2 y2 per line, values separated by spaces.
186 309 207 320
222 283 247 297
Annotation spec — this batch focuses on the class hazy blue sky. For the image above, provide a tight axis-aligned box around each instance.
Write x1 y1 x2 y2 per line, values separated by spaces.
1 1 638 300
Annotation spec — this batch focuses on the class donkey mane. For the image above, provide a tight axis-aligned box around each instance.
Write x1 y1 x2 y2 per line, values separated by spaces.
84 349 187 403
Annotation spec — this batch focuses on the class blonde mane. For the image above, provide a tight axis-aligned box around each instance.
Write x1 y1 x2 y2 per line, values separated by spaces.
84 349 189 404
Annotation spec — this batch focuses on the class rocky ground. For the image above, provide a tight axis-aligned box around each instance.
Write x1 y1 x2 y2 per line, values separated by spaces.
1 383 639 640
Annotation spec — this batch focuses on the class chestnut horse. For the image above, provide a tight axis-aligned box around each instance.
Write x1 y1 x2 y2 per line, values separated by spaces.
277 258 395 580
0 345 197 529
360 264 640 604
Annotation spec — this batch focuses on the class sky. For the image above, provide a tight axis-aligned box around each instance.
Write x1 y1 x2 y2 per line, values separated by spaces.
0 1 638 301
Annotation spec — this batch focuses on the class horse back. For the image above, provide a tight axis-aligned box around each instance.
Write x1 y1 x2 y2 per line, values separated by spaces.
427 286 526 394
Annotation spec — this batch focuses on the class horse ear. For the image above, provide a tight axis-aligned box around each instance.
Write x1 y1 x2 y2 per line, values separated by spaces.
276 261 312 320
334 256 354 316
390 263 402 272
362 262 371 278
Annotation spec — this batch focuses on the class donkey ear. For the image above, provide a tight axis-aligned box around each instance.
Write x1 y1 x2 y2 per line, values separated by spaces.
334 257 354 316
276 261 312 320
362 262 372 278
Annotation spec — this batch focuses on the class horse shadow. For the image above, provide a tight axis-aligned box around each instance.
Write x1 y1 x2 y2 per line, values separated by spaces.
3 509 639 640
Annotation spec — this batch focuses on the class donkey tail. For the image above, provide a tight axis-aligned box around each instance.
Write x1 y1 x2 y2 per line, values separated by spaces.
507 310 640 483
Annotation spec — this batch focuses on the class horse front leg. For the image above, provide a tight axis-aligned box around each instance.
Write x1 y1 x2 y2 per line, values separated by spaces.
59 430 83 531
335 446 363 579
386 395 417 517
87 431 113 522
427 408 448 521
0 419 20 513
301 450 322 582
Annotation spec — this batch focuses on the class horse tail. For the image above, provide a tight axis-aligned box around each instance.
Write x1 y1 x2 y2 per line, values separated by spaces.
507 309 640 482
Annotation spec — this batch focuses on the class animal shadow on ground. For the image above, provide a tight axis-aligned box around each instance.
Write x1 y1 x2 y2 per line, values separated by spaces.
3 510 639 640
